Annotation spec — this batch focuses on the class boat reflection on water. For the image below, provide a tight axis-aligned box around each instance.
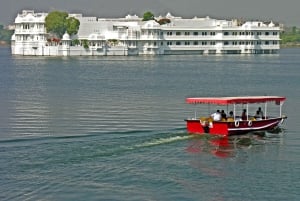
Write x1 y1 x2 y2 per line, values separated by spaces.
185 129 285 158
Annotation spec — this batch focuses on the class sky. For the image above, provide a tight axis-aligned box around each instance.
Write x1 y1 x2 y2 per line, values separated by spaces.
1 0 299 26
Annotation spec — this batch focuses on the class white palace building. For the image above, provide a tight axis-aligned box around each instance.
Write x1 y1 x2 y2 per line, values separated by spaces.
11 10 281 56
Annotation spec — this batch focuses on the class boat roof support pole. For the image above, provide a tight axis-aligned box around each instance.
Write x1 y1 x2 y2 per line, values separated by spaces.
246 104 249 120
265 102 268 119
280 102 283 117
233 104 236 120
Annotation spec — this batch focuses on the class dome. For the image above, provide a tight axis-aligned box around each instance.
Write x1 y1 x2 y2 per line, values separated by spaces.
268 21 275 27
62 32 70 40
142 20 160 28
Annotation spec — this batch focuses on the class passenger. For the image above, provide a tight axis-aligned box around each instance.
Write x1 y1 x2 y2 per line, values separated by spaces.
211 110 221 121
241 109 247 120
257 107 264 118
221 110 227 120
227 111 234 122
254 110 262 120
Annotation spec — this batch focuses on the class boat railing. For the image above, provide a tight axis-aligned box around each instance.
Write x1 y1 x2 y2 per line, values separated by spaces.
196 115 281 123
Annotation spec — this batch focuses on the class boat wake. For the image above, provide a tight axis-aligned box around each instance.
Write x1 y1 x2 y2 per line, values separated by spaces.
132 134 192 149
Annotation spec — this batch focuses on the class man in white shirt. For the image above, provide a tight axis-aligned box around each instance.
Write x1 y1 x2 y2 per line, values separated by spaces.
211 110 221 121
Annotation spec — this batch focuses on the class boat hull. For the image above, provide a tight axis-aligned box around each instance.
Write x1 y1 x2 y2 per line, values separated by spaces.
185 117 286 136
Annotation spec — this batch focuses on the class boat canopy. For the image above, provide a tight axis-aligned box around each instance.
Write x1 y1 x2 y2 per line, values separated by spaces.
186 96 286 105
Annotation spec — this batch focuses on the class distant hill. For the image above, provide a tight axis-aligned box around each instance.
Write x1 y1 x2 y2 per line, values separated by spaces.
280 26 300 47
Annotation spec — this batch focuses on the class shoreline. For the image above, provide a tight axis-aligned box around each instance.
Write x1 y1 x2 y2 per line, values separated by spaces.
2 41 300 49
281 43 300 48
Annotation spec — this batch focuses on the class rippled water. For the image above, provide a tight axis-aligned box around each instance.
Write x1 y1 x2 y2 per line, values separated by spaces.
0 47 300 200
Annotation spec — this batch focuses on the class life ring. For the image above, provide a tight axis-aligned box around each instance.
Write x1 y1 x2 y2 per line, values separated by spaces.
234 120 239 127
248 120 252 127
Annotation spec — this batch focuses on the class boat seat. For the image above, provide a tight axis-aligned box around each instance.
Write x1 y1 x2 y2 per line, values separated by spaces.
227 117 234 122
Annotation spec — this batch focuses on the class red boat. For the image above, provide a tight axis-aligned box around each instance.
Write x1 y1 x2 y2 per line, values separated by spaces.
185 96 287 136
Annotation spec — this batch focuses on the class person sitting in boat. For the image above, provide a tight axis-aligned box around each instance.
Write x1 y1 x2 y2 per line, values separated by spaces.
241 109 247 120
211 110 221 121
227 111 234 122
221 110 227 121
254 110 262 120
257 107 264 118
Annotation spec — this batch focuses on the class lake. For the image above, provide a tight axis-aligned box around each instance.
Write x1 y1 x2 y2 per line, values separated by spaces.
0 47 299 200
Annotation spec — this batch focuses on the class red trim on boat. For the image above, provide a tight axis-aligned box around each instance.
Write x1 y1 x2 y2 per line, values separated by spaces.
186 96 286 105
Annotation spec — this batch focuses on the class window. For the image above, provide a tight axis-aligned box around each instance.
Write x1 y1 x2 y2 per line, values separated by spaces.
202 32 207 36
193 41 198 45
224 32 229 36
202 41 207 45
265 32 269 36
185 32 190 35
273 32 278 35
185 41 190 45
210 32 215 36
176 32 181 36
176 41 181 45
193 32 198 36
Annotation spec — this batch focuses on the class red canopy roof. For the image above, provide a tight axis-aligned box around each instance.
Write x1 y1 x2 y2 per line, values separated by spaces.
186 96 286 105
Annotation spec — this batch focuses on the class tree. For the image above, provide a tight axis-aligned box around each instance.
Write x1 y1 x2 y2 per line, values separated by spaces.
0 24 14 43
45 11 68 38
66 17 80 36
157 18 171 25
82 39 89 49
45 11 80 38
142 11 155 21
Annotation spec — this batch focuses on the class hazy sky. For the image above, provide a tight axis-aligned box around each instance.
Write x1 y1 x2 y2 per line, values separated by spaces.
1 0 299 26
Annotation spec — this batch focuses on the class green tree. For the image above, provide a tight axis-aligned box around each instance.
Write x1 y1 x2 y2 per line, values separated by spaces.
142 11 155 21
72 39 80 46
45 11 68 38
66 17 80 36
292 26 297 34
0 24 14 43
82 39 89 49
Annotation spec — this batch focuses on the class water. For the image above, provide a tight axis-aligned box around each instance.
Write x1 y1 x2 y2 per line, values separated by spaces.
0 47 300 200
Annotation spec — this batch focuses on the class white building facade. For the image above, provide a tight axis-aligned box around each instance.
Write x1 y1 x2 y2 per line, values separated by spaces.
11 10 281 56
